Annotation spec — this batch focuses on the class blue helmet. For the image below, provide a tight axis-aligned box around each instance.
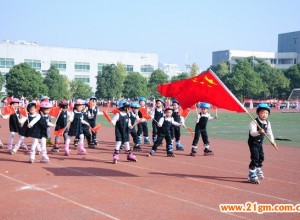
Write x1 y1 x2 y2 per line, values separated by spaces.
256 103 270 114
172 99 180 105
199 102 211 109
130 102 140 108
139 97 146 102
90 96 97 100
118 99 130 109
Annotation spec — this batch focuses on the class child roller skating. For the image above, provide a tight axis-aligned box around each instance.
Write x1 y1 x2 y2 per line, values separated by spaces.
148 107 183 157
111 100 137 164
247 103 276 184
137 97 151 144
189 102 217 156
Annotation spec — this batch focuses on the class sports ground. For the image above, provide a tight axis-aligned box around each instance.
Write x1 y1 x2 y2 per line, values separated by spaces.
0 109 299 219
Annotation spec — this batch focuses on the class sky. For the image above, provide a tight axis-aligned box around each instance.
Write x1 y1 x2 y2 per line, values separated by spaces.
1 0 299 71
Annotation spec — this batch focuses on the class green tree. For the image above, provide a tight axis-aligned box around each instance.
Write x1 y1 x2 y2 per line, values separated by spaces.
95 64 124 99
70 80 93 99
148 69 169 98
223 59 264 101
5 63 48 100
122 72 148 98
255 62 290 99
171 72 189 82
44 65 71 100
209 62 229 79
285 63 300 90
190 62 199 77
0 72 5 98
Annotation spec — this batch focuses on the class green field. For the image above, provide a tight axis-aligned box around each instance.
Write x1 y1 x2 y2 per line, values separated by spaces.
97 112 300 147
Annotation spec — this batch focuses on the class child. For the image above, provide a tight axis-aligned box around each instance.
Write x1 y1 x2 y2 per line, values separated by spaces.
83 101 94 148
1 98 27 151
137 97 151 144
29 101 55 163
88 96 101 145
40 96 53 146
10 102 37 154
51 100 71 152
111 100 137 164
171 99 185 151
190 102 217 156
148 107 183 157
64 99 90 156
248 103 276 184
152 98 164 143
128 102 143 151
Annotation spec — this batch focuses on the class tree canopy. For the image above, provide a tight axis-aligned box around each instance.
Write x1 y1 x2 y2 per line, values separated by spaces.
147 69 169 98
70 80 93 99
122 72 148 99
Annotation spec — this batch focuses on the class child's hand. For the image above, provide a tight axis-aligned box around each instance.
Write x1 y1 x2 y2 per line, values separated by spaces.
28 124 32 128
181 124 186 128
129 125 133 129
258 129 265 135
272 142 277 148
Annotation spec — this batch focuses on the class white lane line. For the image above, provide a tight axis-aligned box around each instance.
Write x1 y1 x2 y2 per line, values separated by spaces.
0 172 120 220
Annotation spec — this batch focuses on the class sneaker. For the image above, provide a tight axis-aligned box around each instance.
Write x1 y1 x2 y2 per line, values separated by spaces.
204 147 214 156
248 170 259 184
256 167 264 180
144 137 151 144
190 146 198 156
41 155 50 163
127 152 137 162
51 147 60 152
167 151 176 157
148 150 155 157
176 142 184 151
133 144 142 151
88 142 95 149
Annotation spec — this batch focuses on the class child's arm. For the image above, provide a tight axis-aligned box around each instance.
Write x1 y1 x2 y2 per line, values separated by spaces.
180 116 186 128
68 112 74 122
19 117 28 125
80 118 90 126
249 121 260 137
111 113 120 126
157 117 164 127
1 114 10 119
28 114 41 128
266 121 275 143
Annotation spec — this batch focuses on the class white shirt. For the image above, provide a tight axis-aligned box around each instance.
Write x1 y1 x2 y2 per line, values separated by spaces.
249 118 274 142
158 116 181 127
111 112 132 127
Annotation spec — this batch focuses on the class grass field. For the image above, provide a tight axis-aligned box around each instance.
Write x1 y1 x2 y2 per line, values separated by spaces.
96 111 300 147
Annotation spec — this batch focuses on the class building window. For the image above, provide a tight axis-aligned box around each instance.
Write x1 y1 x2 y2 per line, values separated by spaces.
0 58 14 68
24 59 41 70
141 65 154 73
97 63 107 72
126 65 134 72
51 61 66 71
278 58 293 64
74 75 90 83
75 62 90 72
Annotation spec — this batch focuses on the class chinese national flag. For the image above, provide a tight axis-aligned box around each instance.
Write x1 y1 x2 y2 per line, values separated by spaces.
91 124 101 133
139 107 152 120
1 105 15 115
102 110 112 123
19 107 27 117
179 108 190 118
54 128 65 136
157 70 247 112
49 107 61 118
111 108 120 114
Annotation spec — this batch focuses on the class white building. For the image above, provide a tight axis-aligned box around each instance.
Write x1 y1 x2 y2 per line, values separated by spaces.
0 40 158 92
159 63 182 79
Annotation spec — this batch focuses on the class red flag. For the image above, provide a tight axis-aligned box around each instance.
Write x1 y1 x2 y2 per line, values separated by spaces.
36 104 40 113
111 108 120 114
91 124 101 133
157 70 247 112
1 105 15 115
139 107 152 120
49 107 61 118
19 107 27 117
69 101 74 111
102 111 112 123
179 108 190 118
54 128 65 136
53 101 57 108
6 97 12 105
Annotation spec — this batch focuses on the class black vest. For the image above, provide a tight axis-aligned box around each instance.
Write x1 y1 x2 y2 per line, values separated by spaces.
197 113 209 129
172 111 181 123
154 109 164 121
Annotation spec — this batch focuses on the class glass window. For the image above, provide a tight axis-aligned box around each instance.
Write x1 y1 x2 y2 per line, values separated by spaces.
126 65 134 72
97 63 107 72
24 59 41 70
141 65 154 73
51 61 66 70
74 75 90 83
75 62 90 72
0 58 14 68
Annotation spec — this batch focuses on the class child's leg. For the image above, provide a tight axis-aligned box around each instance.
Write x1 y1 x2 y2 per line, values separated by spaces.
40 137 50 163
8 132 15 150
29 138 39 163
201 129 213 155
142 122 150 143
11 135 25 154
152 121 158 142
77 134 87 155
52 135 60 152
64 135 71 155
131 129 141 151
149 133 164 156
174 127 184 150
112 141 122 163
248 143 260 183
190 125 201 156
